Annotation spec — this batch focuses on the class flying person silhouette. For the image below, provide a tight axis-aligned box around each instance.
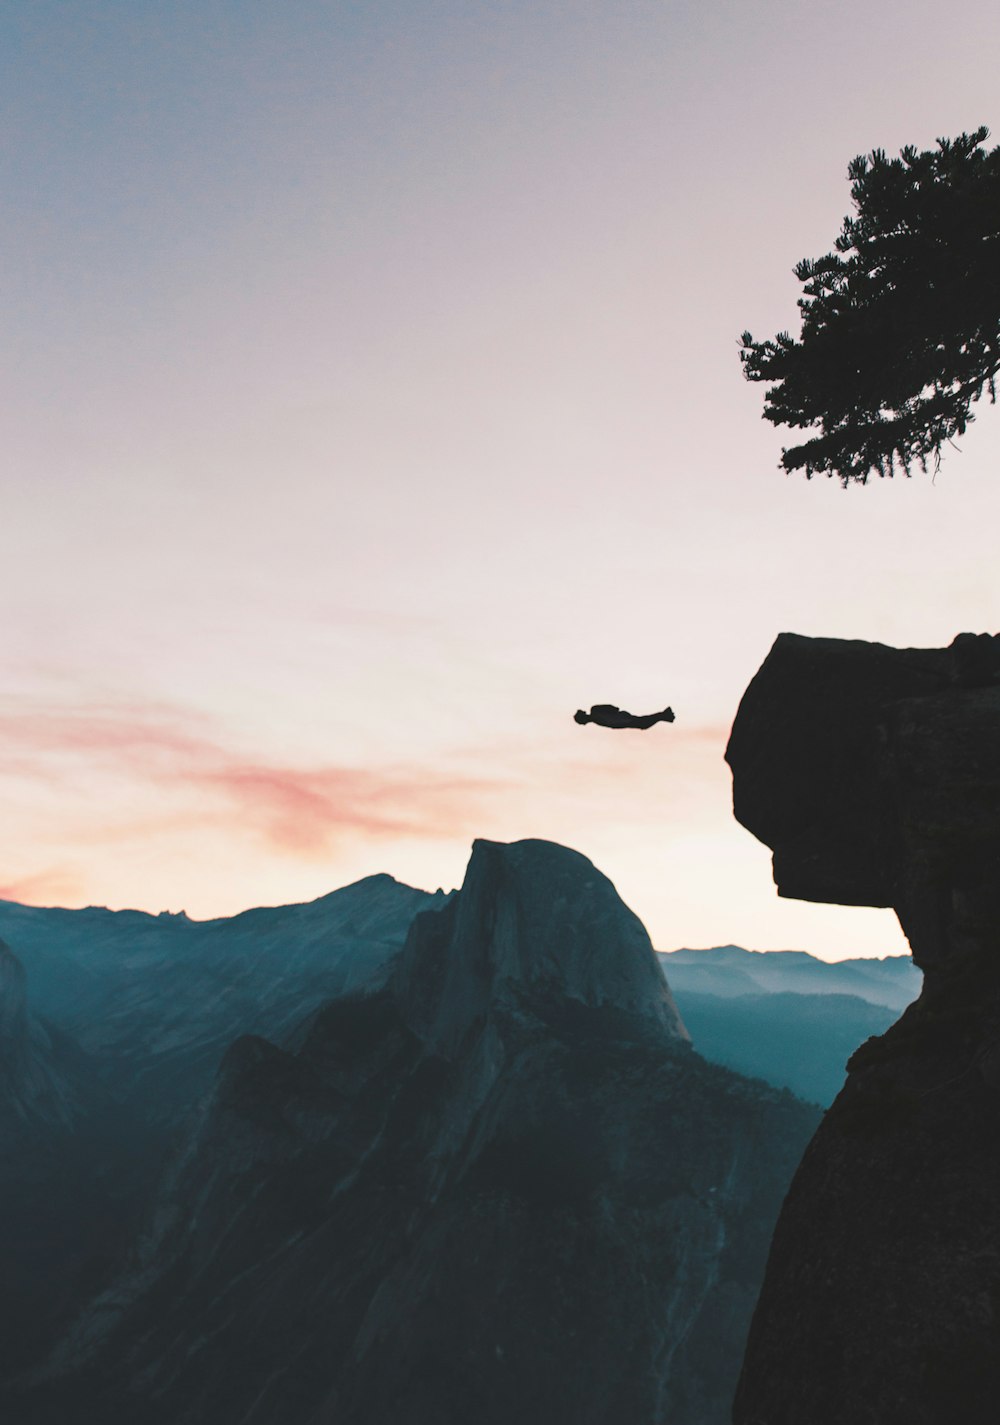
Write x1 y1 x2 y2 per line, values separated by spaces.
574 704 675 730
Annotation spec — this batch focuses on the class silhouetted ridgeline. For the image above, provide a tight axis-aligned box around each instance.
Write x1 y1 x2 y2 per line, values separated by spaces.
729 632 1000 1425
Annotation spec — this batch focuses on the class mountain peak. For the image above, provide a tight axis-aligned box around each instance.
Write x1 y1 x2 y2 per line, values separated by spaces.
393 838 687 1056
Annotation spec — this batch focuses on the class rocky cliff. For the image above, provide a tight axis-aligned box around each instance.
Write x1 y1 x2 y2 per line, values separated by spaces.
0 940 117 1377
0 881 447 1385
727 633 1000 1424
23 839 818 1425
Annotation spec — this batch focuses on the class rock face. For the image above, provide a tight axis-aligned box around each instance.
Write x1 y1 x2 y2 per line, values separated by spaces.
0 879 449 1381
0 940 115 1377
727 633 1000 1425
0 939 32 1087
394 837 685 1055
725 630 1000 970
0 934 109 1138
24 839 818 1425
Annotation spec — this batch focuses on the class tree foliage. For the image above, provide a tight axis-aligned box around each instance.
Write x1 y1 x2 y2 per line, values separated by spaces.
740 128 1000 484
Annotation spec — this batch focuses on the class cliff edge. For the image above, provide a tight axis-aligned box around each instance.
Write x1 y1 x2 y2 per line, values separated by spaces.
727 632 1000 1424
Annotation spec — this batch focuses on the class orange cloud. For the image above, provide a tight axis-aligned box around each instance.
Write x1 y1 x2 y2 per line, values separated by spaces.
0 865 86 906
0 696 505 858
0 693 731 886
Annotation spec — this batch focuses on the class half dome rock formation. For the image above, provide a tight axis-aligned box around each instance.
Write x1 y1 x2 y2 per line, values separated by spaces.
393 838 686 1054
24 839 817 1425
727 633 1000 1425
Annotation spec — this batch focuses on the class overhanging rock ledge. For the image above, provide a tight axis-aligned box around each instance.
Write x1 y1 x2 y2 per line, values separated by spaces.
727 631 1000 1425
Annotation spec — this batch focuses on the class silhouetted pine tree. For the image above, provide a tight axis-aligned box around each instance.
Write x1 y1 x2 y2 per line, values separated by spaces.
740 127 1000 484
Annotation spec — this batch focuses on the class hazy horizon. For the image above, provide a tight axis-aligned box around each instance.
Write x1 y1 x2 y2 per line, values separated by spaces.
0 838 916 965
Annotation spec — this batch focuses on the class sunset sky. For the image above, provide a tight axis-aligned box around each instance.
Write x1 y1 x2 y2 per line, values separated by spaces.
4 0 999 959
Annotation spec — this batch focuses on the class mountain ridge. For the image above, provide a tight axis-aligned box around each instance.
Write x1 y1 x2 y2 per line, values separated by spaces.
22 838 818 1425
659 943 920 1012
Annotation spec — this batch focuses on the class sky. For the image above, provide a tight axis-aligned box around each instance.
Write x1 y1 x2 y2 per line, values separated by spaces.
3 0 999 959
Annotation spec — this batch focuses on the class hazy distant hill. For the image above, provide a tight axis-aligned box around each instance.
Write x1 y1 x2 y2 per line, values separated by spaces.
658 947 922 1105
659 945 921 1012
671 990 899 1104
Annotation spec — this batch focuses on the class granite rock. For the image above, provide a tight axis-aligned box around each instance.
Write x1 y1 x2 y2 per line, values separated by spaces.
727 633 1000 1424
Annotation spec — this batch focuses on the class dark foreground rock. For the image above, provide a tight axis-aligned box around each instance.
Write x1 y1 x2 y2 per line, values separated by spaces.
18 839 818 1425
727 633 1000 1425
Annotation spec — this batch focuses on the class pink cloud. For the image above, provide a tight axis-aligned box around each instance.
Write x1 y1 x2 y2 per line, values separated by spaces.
0 695 506 857
0 692 731 881
0 702 219 770
195 763 496 854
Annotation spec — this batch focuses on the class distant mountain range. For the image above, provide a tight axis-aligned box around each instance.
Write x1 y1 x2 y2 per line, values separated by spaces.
659 946 921 1106
660 944 921 1011
0 884 919 1135
3 843 819 1425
